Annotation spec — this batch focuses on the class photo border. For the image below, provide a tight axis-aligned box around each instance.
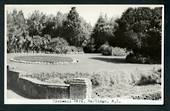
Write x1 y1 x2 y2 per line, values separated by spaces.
4 4 164 105
0 0 169 110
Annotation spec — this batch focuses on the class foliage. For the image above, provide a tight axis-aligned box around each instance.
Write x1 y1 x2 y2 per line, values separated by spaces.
27 10 46 36
98 42 113 56
99 42 127 56
7 7 92 53
111 47 128 56
91 15 117 50
82 38 96 53
21 66 161 99
7 10 28 53
135 68 161 85
126 53 161 64
23 66 161 87
131 92 161 100
41 12 67 37
47 37 69 53
114 7 162 63
62 7 92 47
7 7 162 63
65 46 84 54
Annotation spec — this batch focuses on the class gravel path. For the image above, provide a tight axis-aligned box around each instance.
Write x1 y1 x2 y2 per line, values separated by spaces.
7 90 28 99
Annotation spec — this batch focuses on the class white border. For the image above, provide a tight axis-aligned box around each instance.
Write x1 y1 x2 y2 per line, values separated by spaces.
4 4 164 105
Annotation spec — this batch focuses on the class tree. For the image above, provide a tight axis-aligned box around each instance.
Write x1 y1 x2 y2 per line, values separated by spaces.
7 10 27 53
47 37 69 53
79 17 92 45
41 12 67 38
115 7 162 63
27 10 46 37
91 15 116 51
62 7 91 47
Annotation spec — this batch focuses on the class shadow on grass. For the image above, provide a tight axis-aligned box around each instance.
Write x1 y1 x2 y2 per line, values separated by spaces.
90 57 127 64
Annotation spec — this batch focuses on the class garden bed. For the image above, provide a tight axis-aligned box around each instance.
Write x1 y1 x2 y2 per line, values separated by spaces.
21 67 162 100
11 55 75 64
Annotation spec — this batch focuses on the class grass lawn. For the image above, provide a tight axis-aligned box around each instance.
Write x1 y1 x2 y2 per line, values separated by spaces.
7 53 161 73
7 53 162 100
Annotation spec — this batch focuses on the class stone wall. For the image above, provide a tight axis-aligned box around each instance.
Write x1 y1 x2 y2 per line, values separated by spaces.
7 66 92 99
69 78 92 99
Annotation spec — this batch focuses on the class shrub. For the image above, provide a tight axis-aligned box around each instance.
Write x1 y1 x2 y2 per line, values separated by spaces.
82 38 96 53
65 46 84 54
90 73 103 87
90 71 133 87
21 68 161 99
83 45 96 53
131 91 161 100
44 78 64 84
126 53 160 64
102 47 112 56
23 67 161 87
99 43 127 56
112 47 128 56
99 43 113 56
47 37 69 54
77 47 84 52
131 67 161 85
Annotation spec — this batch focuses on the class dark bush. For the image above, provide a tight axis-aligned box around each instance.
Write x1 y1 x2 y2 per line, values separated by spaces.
135 68 161 85
47 37 69 54
83 38 96 53
126 53 161 64
90 74 102 87
65 46 84 54
115 7 162 64
99 44 112 56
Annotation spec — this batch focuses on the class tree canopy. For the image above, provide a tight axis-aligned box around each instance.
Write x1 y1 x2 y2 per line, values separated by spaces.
6 7 162 63
62 7 92 47
114 7 162 63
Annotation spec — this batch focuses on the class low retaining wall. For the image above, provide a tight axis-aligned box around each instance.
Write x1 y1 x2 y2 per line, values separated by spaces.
70 78 92 99
7 66 92 99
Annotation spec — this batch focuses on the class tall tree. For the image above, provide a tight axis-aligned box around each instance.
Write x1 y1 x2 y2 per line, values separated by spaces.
91 15 116 50
42 12 66 38
62 7 91 47
27 10 46 36
114 7 162 63
7 10 27 53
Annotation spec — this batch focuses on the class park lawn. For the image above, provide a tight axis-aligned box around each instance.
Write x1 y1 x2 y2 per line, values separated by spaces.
7 53 162 99
7 53 161 73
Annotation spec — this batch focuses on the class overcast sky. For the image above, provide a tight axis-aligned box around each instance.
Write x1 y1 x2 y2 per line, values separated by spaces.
5 5 162 26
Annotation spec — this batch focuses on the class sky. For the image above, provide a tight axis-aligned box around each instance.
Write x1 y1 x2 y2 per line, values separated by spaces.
5 5 162 26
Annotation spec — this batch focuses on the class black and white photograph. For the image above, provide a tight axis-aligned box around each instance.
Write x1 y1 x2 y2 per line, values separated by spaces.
4 5 164 104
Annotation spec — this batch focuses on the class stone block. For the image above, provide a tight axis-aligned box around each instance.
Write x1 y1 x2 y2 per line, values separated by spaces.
69 78 92 99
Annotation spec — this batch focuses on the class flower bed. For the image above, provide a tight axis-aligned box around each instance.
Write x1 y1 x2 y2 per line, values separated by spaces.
11 55 75 64
21 67 161 100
